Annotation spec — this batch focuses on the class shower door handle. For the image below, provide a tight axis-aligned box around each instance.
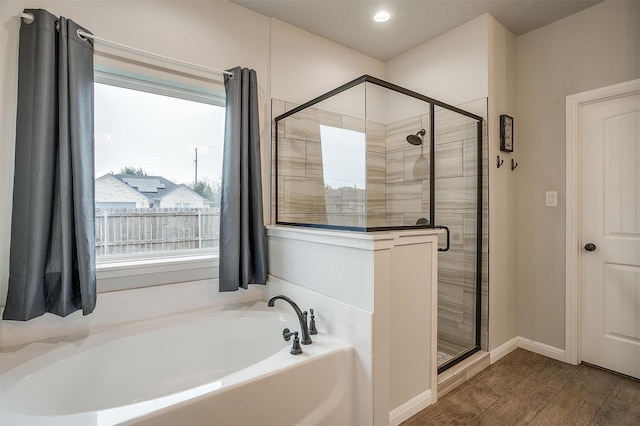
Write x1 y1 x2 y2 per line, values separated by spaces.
434 225 450 252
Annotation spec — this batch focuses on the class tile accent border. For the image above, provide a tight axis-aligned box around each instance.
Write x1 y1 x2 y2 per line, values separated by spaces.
437 351 490 398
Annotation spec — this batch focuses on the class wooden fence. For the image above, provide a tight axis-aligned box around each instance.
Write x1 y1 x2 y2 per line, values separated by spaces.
95 208 220 256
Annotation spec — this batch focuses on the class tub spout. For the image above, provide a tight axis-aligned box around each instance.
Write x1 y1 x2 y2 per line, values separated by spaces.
268 295 312 345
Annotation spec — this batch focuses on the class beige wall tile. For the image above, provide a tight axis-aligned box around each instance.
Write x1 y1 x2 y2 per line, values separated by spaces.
386 181 423 213
305 214 366 228
366 120 386 153
386 116 422 152
277 213 307 224
283 105 341 143
435 107 470 145
438 248 477 290
439 282 464 323
436 140 464 178
282 177 327 214
366 151 386 182
386 151 404 183
435 176 478 215
366 182 386 213
305 141 323 178
365 213 389 228
438 316 474 349
404 147 431 181
422 180 432 217
342 115 366 133
463 288 477 326
277 138 306 177
463 137 479 177
403 213 432 227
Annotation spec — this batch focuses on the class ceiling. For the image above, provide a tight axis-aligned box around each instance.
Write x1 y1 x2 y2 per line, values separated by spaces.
230 0 602 61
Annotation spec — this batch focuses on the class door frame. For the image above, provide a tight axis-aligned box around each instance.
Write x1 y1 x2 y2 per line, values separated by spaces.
565 78 640 365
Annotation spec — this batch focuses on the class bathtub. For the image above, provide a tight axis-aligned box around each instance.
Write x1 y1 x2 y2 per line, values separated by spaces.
0 302 357 425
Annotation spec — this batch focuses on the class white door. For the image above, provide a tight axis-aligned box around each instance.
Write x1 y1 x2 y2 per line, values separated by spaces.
580 90 640 379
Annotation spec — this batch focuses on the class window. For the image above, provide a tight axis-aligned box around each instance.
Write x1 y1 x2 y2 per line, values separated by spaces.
319 125 366 190
94 69 225 290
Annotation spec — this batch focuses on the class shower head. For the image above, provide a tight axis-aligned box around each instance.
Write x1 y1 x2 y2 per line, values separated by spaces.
406 129 426 146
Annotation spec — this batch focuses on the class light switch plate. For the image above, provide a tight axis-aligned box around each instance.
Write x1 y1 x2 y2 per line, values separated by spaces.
546 191 557 207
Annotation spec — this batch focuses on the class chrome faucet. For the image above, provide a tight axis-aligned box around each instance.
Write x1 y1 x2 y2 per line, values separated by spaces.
267 295 312 345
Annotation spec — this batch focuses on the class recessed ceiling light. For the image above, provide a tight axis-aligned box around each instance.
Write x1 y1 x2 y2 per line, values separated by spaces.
372 10 391 23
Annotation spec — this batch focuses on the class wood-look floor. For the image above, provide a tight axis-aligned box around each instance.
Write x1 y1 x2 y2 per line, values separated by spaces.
403 348 640 425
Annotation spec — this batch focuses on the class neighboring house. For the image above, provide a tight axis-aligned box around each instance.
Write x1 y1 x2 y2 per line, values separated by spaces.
159 184 210 209
95 174 151 210
95 174 210 209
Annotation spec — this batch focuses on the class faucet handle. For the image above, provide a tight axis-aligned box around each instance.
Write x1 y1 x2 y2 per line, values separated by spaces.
289 332 303 355
309 308 318 335
282 328 294 341
282 328 303 355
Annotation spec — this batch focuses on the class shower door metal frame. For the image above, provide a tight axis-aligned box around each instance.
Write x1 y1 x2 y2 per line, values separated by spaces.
437 118 484 375
273 74 482 228
273 75 484 372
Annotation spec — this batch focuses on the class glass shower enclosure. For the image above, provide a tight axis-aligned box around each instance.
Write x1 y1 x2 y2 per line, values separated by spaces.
273 75 484 372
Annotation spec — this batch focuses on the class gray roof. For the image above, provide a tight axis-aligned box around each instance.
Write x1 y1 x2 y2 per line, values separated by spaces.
113 174 177 200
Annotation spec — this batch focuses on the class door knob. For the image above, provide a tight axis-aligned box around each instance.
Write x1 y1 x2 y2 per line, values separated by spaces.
584 243 597 252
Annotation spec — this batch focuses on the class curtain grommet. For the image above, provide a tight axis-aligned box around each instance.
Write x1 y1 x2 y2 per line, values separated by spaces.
76 29 88 41
20 12 34 24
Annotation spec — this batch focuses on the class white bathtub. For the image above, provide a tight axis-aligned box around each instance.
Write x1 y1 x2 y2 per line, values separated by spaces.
0 302 356 426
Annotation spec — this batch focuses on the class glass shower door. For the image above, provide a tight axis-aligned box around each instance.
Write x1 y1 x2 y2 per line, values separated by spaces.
434 105 483 371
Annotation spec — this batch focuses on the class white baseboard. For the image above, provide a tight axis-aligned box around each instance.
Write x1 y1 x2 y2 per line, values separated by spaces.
389 389 432 426
489 337 519 364
517 337 566 362
489 336 566 364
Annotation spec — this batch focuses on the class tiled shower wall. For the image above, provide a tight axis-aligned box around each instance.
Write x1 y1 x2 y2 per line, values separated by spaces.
271 98 387 228
383 112 432 227
271 97 489 356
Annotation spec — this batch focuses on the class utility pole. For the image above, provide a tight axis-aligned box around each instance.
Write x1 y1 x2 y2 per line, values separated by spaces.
194 147 198 184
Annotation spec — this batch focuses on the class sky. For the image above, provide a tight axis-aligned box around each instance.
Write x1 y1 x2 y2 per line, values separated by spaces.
94 83 225 186
319 125 366 189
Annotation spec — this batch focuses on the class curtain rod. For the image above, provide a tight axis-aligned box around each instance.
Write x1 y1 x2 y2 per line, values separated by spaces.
18 12 234 77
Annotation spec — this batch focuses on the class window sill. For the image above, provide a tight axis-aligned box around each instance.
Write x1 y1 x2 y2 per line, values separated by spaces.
96 253 218 293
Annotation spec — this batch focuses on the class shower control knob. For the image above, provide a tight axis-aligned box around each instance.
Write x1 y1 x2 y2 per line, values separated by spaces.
584 243 596 252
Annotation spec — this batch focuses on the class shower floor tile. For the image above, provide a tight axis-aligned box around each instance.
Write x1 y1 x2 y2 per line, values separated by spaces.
437 351 454 366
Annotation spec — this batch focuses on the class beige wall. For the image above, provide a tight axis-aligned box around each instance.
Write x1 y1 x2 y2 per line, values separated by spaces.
516 0 640 349
270 18 385 105
386 15 489 106
487 16 518 351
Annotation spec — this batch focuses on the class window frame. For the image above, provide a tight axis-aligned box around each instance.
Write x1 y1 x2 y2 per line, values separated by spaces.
94 68 225 293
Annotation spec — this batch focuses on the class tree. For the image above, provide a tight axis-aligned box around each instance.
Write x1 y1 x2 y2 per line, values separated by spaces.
189 178 221 207
119 166 147 176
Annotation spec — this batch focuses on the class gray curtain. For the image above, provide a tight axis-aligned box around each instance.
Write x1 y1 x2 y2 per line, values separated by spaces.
219 67 267 292
3 9 96 321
